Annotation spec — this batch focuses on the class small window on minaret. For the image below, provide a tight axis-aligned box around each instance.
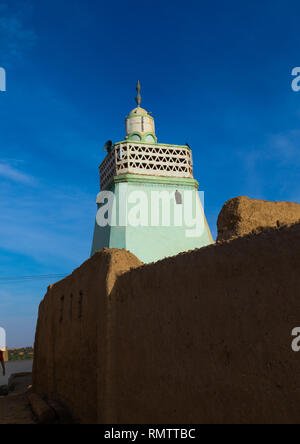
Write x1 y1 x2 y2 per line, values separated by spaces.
130 134 141 141
175 190 182 205
145 134 155 143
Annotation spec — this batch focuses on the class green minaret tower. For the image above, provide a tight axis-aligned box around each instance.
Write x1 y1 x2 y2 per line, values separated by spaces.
91 82 213 263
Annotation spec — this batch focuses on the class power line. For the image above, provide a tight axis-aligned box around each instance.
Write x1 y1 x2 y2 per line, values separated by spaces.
0 274 67 282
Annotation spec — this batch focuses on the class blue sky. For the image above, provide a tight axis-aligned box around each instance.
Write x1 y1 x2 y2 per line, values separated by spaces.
0 0 300 346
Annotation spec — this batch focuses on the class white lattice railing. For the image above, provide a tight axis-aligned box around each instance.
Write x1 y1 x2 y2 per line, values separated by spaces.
99 142 193 189
99 148 116 190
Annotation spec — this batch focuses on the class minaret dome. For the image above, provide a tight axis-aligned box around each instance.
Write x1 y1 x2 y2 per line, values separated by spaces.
125 81 157 143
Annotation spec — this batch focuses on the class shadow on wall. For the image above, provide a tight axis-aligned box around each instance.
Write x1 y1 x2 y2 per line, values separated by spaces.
33 197 300 424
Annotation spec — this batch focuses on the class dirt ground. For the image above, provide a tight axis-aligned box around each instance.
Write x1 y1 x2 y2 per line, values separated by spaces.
0 373 36 424
0 393 36 424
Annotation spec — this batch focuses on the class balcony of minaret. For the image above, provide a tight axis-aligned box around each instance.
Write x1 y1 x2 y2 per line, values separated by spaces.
99 142 193 190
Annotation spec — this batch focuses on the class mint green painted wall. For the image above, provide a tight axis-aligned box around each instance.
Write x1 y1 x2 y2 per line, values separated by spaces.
91 182 126 256
124 182 211 263
91 178 213 263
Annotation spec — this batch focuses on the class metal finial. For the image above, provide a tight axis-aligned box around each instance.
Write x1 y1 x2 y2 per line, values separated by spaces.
135 80 141 107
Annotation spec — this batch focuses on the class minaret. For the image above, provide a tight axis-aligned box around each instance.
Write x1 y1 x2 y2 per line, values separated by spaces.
91 82 213 263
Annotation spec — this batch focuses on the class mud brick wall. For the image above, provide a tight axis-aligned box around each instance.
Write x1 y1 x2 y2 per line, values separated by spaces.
33 222 300 424
217 196 300 241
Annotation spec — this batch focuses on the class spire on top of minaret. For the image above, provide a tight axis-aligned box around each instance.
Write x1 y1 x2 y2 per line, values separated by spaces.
125 81 157 143
135 80 142 107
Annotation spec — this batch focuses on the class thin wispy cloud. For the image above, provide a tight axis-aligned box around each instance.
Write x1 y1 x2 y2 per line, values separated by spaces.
268 130 300 164
0 1 37 61
0 162 36 185
240 128 300 202
0 179 94 267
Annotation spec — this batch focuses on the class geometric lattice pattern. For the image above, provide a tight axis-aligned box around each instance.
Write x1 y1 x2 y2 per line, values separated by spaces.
99 147 116 190
100 142 193 189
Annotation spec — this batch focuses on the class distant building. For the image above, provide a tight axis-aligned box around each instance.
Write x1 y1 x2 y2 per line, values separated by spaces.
0 347 8 362
0 327 8 361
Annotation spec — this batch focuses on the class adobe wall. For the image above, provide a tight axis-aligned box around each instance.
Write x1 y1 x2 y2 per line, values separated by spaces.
32 248 142 424
217 196 300 241
33 222 300 424
108 223 300 424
